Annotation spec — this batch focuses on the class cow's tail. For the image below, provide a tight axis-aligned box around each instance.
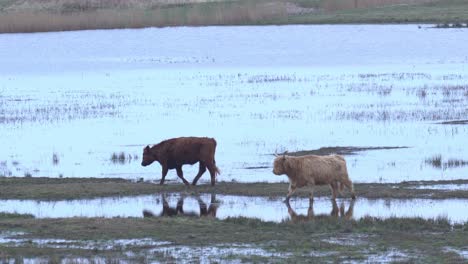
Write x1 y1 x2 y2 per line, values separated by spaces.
214 160 221 175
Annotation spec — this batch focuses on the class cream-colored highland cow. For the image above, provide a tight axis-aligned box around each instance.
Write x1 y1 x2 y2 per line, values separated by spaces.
273 154 356 201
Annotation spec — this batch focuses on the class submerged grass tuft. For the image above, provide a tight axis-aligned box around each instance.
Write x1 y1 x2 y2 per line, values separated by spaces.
110 152 138 164
425 155 468 169
425 155 442 168
0 212 34 219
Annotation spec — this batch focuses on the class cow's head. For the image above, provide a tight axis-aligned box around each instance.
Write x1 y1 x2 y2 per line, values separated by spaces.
273 153 287 175
141 145 157 166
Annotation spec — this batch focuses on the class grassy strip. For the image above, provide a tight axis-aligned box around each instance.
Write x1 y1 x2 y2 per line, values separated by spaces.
1 0 468 33
282 146 410 156
0 177 467 200
0 215 466 262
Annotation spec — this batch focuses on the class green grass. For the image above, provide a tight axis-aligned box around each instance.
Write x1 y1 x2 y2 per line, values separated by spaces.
1 0 468 33
0 215 466 262
0 212 34 219
0 177 467 200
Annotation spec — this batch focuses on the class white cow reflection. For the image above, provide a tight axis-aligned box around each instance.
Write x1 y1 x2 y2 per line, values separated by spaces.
285 199 354 223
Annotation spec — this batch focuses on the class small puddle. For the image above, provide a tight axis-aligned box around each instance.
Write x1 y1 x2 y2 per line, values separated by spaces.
0 194 467 223
0 231 288 263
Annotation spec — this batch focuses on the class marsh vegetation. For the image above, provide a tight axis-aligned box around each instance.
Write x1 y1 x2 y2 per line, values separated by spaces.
0 212 466 263
0 15 467 262
1 0 468 32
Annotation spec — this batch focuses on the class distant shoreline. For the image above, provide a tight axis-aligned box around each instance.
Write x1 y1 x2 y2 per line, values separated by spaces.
1 0 467 33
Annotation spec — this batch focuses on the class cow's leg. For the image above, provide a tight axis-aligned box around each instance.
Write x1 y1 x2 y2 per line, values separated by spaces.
345 199 355 220
192 162 207 186
330 199 339 217
285 199 296 218
196 196 208 216
343 179 356 200
160 165 169 185
161 193 170 216
285 183 297 202
339 201 345 217
176 195 185 214
307 198 314 219
307 183 316 202
206 163 217 186
176 166 190 185
208 193 218 217
330 182 338 200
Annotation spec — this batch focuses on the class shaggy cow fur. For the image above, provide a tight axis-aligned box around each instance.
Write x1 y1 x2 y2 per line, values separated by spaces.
141 137 220 186
273 154 356 201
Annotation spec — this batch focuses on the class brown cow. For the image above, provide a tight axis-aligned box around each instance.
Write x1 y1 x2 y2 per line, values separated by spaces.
273 154 356 202
141 137 220 186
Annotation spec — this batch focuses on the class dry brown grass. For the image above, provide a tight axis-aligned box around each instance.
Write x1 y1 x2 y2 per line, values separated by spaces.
0 1 292 33
319 0 435 11
0 0 461 33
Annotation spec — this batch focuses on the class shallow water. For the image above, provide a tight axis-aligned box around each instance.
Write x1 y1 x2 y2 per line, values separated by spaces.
410 184 468 191
1 193 466 223
0 25 467 184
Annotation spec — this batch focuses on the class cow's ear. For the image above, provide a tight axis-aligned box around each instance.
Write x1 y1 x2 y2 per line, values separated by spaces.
145 145 150 150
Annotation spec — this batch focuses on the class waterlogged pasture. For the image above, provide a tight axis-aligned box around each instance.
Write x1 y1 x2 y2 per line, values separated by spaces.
1 25 468 184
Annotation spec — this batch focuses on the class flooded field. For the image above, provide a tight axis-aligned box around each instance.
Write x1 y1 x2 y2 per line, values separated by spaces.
0 25 467 262
1 25 467 184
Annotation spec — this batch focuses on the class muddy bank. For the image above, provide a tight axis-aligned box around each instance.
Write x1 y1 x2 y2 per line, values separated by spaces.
0 177 467 200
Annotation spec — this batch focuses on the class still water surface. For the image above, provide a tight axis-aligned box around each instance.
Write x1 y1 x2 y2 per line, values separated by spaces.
0 194 466 223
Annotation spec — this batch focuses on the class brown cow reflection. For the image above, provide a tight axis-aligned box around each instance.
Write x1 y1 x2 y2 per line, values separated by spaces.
285 199 355 223
143 193 218 218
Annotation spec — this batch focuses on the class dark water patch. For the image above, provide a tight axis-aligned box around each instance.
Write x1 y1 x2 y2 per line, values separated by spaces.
244 165 270 170
436 120 468 125
281 146 410 156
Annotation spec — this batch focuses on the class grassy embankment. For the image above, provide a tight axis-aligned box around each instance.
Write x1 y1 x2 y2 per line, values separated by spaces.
0 0 468 33
0 177 467 200
1 212 468 262
0 212 466 262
